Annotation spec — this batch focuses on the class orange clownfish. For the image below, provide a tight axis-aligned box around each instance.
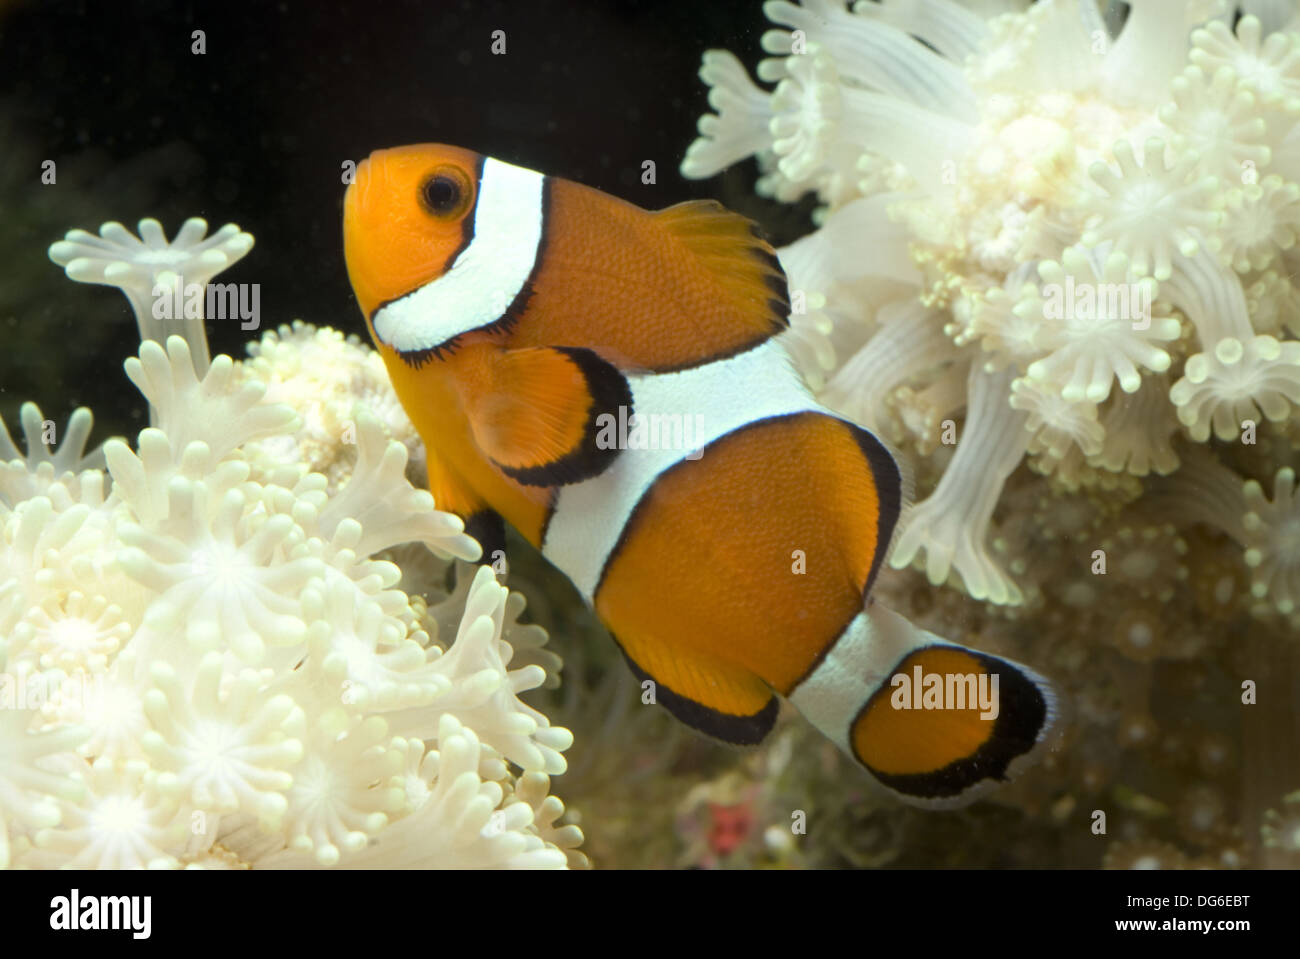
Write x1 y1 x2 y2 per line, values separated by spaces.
342 144 1057 806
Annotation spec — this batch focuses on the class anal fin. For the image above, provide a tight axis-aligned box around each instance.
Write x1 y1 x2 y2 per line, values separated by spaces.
462 509 506 565
612 628 778 746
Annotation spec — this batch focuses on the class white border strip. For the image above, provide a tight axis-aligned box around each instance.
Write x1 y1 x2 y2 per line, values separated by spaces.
373 156 545 352
542 339 823 601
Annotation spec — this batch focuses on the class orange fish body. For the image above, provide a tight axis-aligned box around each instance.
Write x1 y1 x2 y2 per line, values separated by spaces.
344 144 1055 805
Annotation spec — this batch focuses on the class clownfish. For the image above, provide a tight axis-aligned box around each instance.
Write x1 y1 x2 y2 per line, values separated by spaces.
342 144 1057 806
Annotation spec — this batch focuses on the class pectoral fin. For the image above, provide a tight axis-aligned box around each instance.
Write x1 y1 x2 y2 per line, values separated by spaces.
450 341 632 487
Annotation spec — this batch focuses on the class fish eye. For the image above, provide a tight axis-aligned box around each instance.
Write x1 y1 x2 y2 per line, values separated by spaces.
419 166 472 219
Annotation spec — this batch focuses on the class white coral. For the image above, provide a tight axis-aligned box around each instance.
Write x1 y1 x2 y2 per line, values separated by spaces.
1091 376 1181 476
239 322 422 490
680 0 1300 521
822 299 955 436
260 715 566 870
70 652 150 762
124 337 298 463
141 655 304 825
20 591 130 673
275 710 401 865
26 758 186 870
0 220 582 869
1159 65 1272 182
0 706 87 868
888 365 1026 605
316 407 478 561
118 480 321 665
959 277 1051 372
1190 15 1300 110
1242 466 1300 614
1170 334 1300 441
1026 246 1181 403
1244 267 1300 335
768 43 844 187
295 581 449 711
1217 174 1300 272
414 566 572 776
1081 137 1221 280
1009 376 1104 463
0 403 102 479
680 0 1300 637
48 218 253 379
680 51 776 181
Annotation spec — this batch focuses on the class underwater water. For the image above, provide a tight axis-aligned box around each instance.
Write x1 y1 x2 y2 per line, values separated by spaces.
1 0 1298 878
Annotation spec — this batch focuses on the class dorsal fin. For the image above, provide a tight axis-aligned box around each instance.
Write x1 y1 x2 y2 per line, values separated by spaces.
515 182 792 372
653 199 790 342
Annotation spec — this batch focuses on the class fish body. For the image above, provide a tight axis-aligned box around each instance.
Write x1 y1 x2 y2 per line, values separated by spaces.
343 144 1056 806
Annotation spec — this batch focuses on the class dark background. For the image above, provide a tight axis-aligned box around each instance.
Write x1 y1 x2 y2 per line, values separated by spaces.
1 0 815 440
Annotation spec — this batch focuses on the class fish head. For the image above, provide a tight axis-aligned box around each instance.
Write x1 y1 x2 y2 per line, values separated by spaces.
343 143 481 324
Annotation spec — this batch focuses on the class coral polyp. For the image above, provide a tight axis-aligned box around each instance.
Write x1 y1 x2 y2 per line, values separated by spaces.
678 0 1300 869
0 219 585 869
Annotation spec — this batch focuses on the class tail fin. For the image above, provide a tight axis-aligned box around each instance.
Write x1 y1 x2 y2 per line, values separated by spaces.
789 602 1058 808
